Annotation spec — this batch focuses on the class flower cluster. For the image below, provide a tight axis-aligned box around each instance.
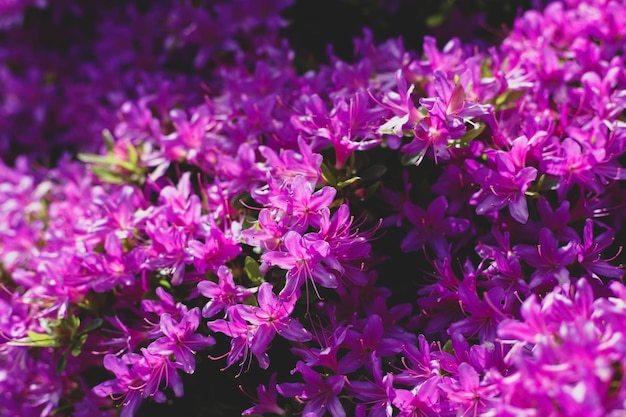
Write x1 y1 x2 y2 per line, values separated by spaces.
2 0 626 416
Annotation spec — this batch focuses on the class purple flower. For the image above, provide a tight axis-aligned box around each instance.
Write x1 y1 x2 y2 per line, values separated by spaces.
394 335 440 386
258 137 323 187
242 373 286 416
337 314 404 374
197 265 258 318
496 279 626 415
514 228 577 288
235 282 312 366
400 195 470 258
392 378 441 417
268 175 336 231
82 233 137 292
577 219 623 279
401 111 465 165
141 287 188 319
262 230 337 297
141 348 184 401
466 150 537 224
207 307 261 369
93 353 149 417
324 90 384 169
292 324 350 373
375 69 423 141
346 355 396 417
186 223 242 276
144 219 190 285
448 276 508 342
306 204 374 287
542 137 602 195
158 172 202 230
242 207 289 250
148 307 215 374
439 363 499 416
278 362 346 417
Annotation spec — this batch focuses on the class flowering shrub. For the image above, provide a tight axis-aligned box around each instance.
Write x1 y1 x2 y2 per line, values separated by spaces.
2 0 626 416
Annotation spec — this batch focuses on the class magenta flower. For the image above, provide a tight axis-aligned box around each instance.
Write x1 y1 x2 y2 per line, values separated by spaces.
448 277 508 342
262 230 337 297
376 69 423 142
337 314 404 374
158 172 202 230
235 282 312 364
93 353 149 417
346 355 396 417
144 219 190 285
542 137 602 195
400 195 470 258
197 265 257 318
259 137 323 187
514 228 577 288
307 204 374 286
401 112 464 165
242 373 286 416
140 348 184 402
467 150 537 224
496 279 626 415
148 307 215 374
242 207 290 250
439 363 499 416
268 175 336 230
576 219 623 279
292 324 350 373
186 224 242 275
392 378 441 417
207 307 261 369
323 90 384 169
278 362 346 417
82 233 136 292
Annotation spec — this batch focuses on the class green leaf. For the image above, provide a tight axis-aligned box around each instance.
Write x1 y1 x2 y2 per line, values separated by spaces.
57 350 69 374
80 318 103 335
158 279 173 289
78 153 135 171
457 122 486 146
401 151 426 166
89 166 125 184
127 143 139 167
320 163 337 186
77 153 112 165
102 129 115 152
244 257 263 285
480 59 494 78
494 89 526 109
337 176 361 189
359 165 387 182
27 330 58 347
426 14 445 27
67 312 80 329
72 334 88 356
533 173 559 191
